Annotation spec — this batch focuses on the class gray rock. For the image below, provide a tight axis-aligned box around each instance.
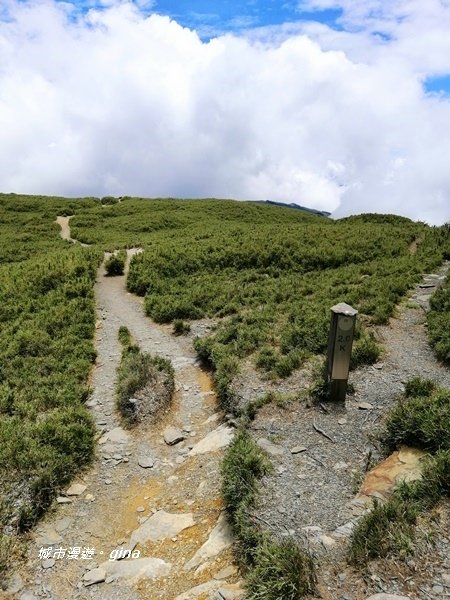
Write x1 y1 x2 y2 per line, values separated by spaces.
83 567 107 586
184 514 233 570
163 426 186 446
35 528 62 546
214 565 238 580
257 438 284 456
189 425 234 456
66 483 87 496
130 510 195 546
19 593 38 600
138 456 154 469
99 557 172 582
99 427 130 444
365 595 411 600
6 573 24 594
432 585 444 594
54 517 72 532
56 496 72 504
42 558 56 569
333 521 357 538
357 402 373 410
291 446 307 454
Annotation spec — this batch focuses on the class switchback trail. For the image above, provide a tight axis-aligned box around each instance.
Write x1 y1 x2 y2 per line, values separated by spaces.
12 224 242 599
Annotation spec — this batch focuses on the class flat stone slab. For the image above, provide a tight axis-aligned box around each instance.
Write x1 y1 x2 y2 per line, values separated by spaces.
291 446 307 454
35 528 63 547
99 557 172 583
184 514 233 570
99 427 130 444
83 567 106 586
138 456 154 469
357 446 426 503
66 483 86 496
257 438 284 457
163 426 186 446
189 425 234 456
365 595 411 600
175 581 244 600
130 510 195 546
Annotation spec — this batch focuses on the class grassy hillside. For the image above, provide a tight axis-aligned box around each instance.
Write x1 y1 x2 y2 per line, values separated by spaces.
0 193 449 581
0 194 100 577
71 199 449 402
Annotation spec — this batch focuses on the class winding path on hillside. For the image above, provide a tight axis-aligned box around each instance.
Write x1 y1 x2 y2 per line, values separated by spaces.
12 222 242 599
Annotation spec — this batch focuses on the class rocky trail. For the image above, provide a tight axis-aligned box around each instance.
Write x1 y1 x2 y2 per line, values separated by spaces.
10 222 242 600
250 262 450 600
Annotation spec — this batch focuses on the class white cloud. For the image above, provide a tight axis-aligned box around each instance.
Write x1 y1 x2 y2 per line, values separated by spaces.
0 0 449 223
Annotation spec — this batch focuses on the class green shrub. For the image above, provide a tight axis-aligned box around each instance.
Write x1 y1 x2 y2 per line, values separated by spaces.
350 329 381 369
404 376 435 398
382 387 450 452
116 341 175 425
105 250 126 276
173 319 191 335
118 325 132 347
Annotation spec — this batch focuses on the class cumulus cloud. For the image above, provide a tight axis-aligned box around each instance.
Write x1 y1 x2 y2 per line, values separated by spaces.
0 0 449 222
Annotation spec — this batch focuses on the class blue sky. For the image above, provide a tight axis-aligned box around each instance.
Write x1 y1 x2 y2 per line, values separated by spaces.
149 1 343 35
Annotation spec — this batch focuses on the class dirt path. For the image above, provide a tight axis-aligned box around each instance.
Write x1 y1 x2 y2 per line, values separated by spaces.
250 262 450 600
11 226 242 599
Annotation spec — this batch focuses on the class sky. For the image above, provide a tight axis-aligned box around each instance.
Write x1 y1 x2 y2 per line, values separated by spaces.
1 1 450 223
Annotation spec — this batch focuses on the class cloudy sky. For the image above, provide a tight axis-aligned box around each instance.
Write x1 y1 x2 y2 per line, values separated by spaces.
1 0 450 223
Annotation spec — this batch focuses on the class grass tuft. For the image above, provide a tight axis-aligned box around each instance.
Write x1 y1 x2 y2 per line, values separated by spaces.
222 430 315 598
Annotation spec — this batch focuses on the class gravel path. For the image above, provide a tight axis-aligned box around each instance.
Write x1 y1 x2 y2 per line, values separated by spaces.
8 228 242 600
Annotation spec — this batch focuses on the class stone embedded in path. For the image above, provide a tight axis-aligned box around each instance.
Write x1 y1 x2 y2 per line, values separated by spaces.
291 446 307 454
56 496 72 504
97 557 172 583
163 426 186 446
365 595 411 600
99 427 130 445
138 456 154 469
42 559 55 569
215 584 245 600
257 438 284 457
357 446 425 503
66 483 86 496
214 566 238 580
83 567 107 586
35 528 62 547
184 514 233 571
130 510 195 547
357 402 373 410
189 425 234 456
333 521 357 538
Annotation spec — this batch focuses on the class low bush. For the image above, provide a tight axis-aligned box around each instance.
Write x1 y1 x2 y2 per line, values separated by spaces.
428 275 450 364
350 328 381 369
105 250 126 276
382 387 450 453
116 330 175 425
173 319 191 336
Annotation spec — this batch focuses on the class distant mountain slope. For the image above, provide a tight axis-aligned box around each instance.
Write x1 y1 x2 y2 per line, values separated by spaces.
257 199 331 217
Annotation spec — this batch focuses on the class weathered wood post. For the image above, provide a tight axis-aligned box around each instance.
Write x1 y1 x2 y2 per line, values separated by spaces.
326 302 358 402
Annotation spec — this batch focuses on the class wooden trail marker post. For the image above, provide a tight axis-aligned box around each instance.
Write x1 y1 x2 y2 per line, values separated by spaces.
326 302 358 402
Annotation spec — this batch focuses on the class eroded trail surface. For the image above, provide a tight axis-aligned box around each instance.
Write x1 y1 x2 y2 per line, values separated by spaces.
15 237 241 599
